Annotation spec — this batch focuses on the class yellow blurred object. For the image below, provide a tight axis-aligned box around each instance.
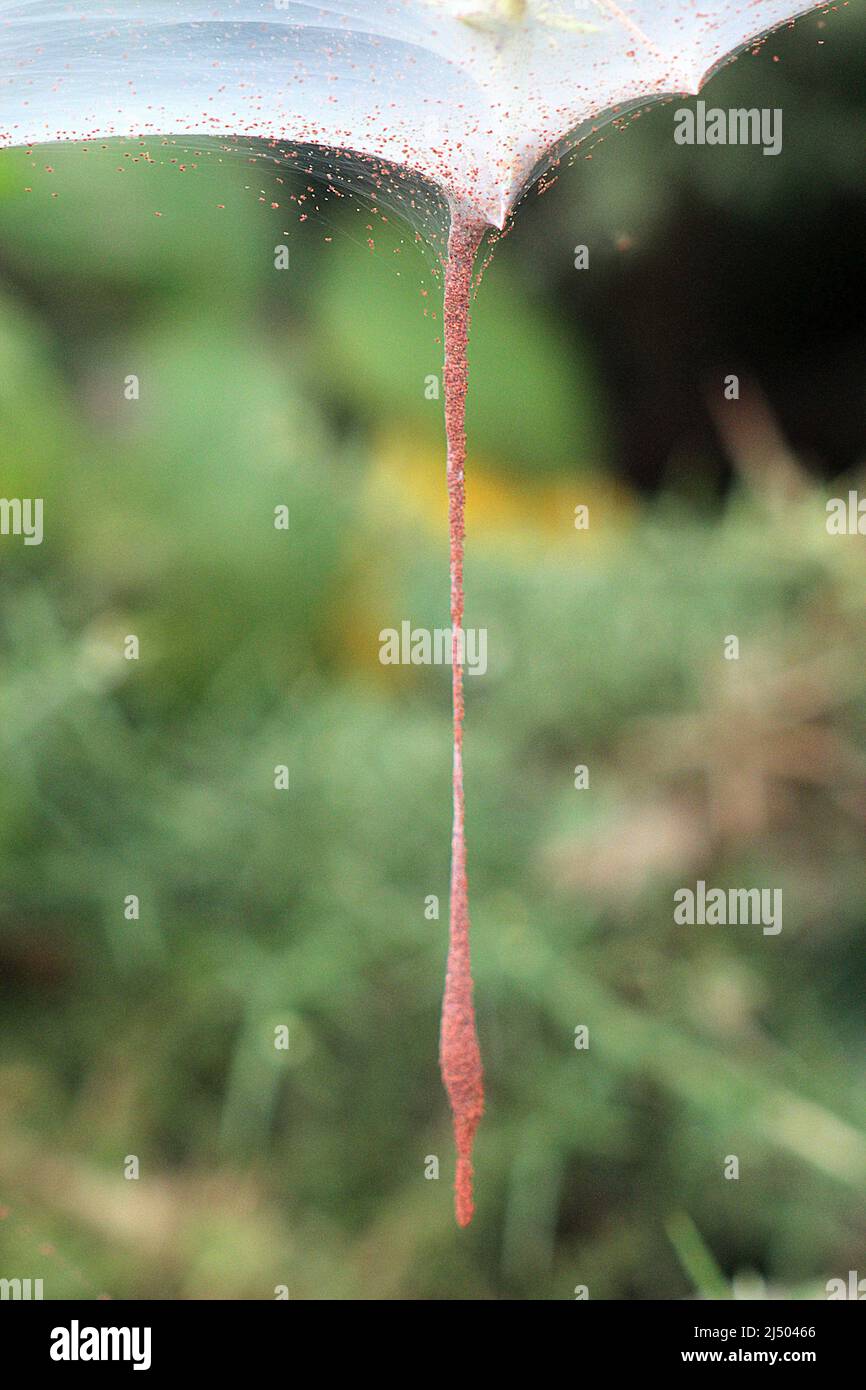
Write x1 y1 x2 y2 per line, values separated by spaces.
368 426 634 551
334 426 635 680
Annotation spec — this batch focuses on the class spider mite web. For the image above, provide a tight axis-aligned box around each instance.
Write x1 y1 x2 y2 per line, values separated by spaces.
0 0 829 228
0 0 831 1228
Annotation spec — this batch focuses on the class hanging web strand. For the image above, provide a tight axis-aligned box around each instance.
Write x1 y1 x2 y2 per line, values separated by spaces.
439 210 485 1227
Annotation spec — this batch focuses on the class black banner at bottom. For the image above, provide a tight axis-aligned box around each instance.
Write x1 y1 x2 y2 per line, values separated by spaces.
1 1295 862 1374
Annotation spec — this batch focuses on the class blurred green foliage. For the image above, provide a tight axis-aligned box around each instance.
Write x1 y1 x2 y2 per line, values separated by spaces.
0 5 865 1300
